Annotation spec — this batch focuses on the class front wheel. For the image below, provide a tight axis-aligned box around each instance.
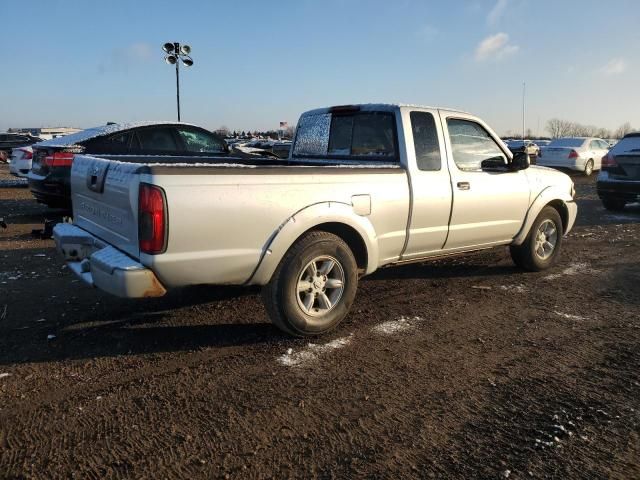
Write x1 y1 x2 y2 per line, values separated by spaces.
510 206 563 271
262 231 358 336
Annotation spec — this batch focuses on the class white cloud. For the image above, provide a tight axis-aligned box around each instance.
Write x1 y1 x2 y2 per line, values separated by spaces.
475 32 519 62
487 0 509 25
600 57 627 76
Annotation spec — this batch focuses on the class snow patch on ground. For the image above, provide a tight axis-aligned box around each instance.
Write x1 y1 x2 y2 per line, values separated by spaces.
554 311 586 321
499 284 528 293
544 263 598 281
372 316 424 335
278 336 352 367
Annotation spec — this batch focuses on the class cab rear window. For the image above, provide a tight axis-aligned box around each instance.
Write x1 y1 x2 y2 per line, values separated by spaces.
293 111 398 161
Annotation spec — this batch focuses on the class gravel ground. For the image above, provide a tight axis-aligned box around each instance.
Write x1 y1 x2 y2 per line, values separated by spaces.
0 164 638 479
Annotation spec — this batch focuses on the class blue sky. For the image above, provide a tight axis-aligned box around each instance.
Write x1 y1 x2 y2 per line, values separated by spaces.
2 0 639 135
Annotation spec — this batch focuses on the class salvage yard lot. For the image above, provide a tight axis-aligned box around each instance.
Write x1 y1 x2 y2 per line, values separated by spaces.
0 164 639 478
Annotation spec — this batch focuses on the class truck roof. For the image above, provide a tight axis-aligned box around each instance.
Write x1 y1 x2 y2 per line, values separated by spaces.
300 103 471 117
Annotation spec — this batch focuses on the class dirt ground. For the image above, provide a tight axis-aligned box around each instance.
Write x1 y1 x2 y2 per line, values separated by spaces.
0 164 638 479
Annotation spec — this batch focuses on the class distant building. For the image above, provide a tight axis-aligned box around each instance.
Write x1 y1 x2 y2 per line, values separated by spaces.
7 126 82 140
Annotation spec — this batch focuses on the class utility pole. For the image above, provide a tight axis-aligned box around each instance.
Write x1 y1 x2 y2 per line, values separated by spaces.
522 82 526 140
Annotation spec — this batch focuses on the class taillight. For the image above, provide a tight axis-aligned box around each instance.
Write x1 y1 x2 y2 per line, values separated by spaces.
568 150 578 159
44 151 74 167
139 183 167 254
18 148 33 160
601 153 617 168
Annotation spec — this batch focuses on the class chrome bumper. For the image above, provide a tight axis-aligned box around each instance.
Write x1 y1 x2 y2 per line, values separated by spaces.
53 223 166 298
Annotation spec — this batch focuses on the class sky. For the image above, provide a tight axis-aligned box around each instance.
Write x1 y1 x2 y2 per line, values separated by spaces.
1 0 639 136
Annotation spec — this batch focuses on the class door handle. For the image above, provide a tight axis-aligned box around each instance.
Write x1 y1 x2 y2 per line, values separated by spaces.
457 182 470 190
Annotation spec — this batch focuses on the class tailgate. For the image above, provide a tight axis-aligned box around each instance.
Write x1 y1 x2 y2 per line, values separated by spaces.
71 155 142 259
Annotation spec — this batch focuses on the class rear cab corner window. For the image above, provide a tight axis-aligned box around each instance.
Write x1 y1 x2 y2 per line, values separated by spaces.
293 110 398 163
446 118 507 171
410 111 441 171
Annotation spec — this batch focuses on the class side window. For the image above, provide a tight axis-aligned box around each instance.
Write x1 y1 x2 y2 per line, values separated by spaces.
135 128 179 152
410 111 441 171
599 140 610 150
589 140 599 150
446 119 506 171
87 132 131 154
176 128 226 154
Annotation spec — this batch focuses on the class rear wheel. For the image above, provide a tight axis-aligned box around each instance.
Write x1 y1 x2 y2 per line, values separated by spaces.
601 197 626 211
584 159 594 176
510 206 563 271
262 231 358 336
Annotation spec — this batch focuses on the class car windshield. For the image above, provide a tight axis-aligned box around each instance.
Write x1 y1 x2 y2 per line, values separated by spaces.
548 138 585 148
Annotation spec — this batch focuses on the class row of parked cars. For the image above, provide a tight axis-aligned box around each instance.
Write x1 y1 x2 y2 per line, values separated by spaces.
2 122 638 213
2 123 289 209
504 137 614 176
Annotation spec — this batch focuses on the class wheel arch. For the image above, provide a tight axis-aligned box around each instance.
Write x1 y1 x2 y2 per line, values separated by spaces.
246 202 379 286
512 187 575 245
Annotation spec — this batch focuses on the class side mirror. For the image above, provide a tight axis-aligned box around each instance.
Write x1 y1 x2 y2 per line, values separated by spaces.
481 157 508 170
510 151 530 171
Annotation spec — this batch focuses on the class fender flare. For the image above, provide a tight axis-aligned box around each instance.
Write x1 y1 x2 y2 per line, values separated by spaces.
512 186 573 245
246 201 379 286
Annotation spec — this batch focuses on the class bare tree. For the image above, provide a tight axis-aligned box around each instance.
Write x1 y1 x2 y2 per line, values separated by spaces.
546 118 573 138
614 122 633 139
214 125 231 137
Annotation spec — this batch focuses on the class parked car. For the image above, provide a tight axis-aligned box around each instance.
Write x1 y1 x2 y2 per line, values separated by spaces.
0 133 43 160
505 139 539 157
28 122 229 208
538 137 609 176
9 147 33 178
272 141 292 158
54 103 577 337
597 132 640 211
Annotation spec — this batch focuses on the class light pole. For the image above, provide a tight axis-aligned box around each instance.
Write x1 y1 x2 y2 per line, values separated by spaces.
162 42 194 122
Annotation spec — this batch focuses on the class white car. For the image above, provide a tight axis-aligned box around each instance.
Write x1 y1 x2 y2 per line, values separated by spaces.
9 146 33 178
538 137 609 176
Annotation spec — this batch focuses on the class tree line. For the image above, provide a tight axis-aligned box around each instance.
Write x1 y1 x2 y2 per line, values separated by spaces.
545 119 634 139
213 125 295 139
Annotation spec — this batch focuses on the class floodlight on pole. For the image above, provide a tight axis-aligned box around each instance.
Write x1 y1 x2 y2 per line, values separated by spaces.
162 42 194 121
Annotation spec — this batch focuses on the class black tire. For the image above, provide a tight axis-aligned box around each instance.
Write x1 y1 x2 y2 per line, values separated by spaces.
584 159 594 176
510 206 563 271
601 197 626 211
262 231 358 336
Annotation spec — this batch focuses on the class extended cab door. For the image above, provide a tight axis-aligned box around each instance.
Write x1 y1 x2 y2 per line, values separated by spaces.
401 108 453 259
440 112 530 250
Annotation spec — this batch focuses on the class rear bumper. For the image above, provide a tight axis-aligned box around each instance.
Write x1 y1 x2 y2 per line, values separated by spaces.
28 169 71 207
536 158 584 171
53 223 166 298
597 172 640 200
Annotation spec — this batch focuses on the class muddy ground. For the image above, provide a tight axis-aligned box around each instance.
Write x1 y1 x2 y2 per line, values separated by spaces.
0 164 638 479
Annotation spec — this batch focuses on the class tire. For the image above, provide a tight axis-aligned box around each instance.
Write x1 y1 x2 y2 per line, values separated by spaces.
510 206 563 271
601 197 626 211
262 231 358 336
584 159 594 176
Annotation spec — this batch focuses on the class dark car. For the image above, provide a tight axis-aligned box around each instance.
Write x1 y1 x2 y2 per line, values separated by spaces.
0 133 44 161
28 122 228 208
597 132 640 211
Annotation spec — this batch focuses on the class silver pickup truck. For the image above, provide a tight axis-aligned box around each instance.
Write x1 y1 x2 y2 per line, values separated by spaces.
54 104 577 336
